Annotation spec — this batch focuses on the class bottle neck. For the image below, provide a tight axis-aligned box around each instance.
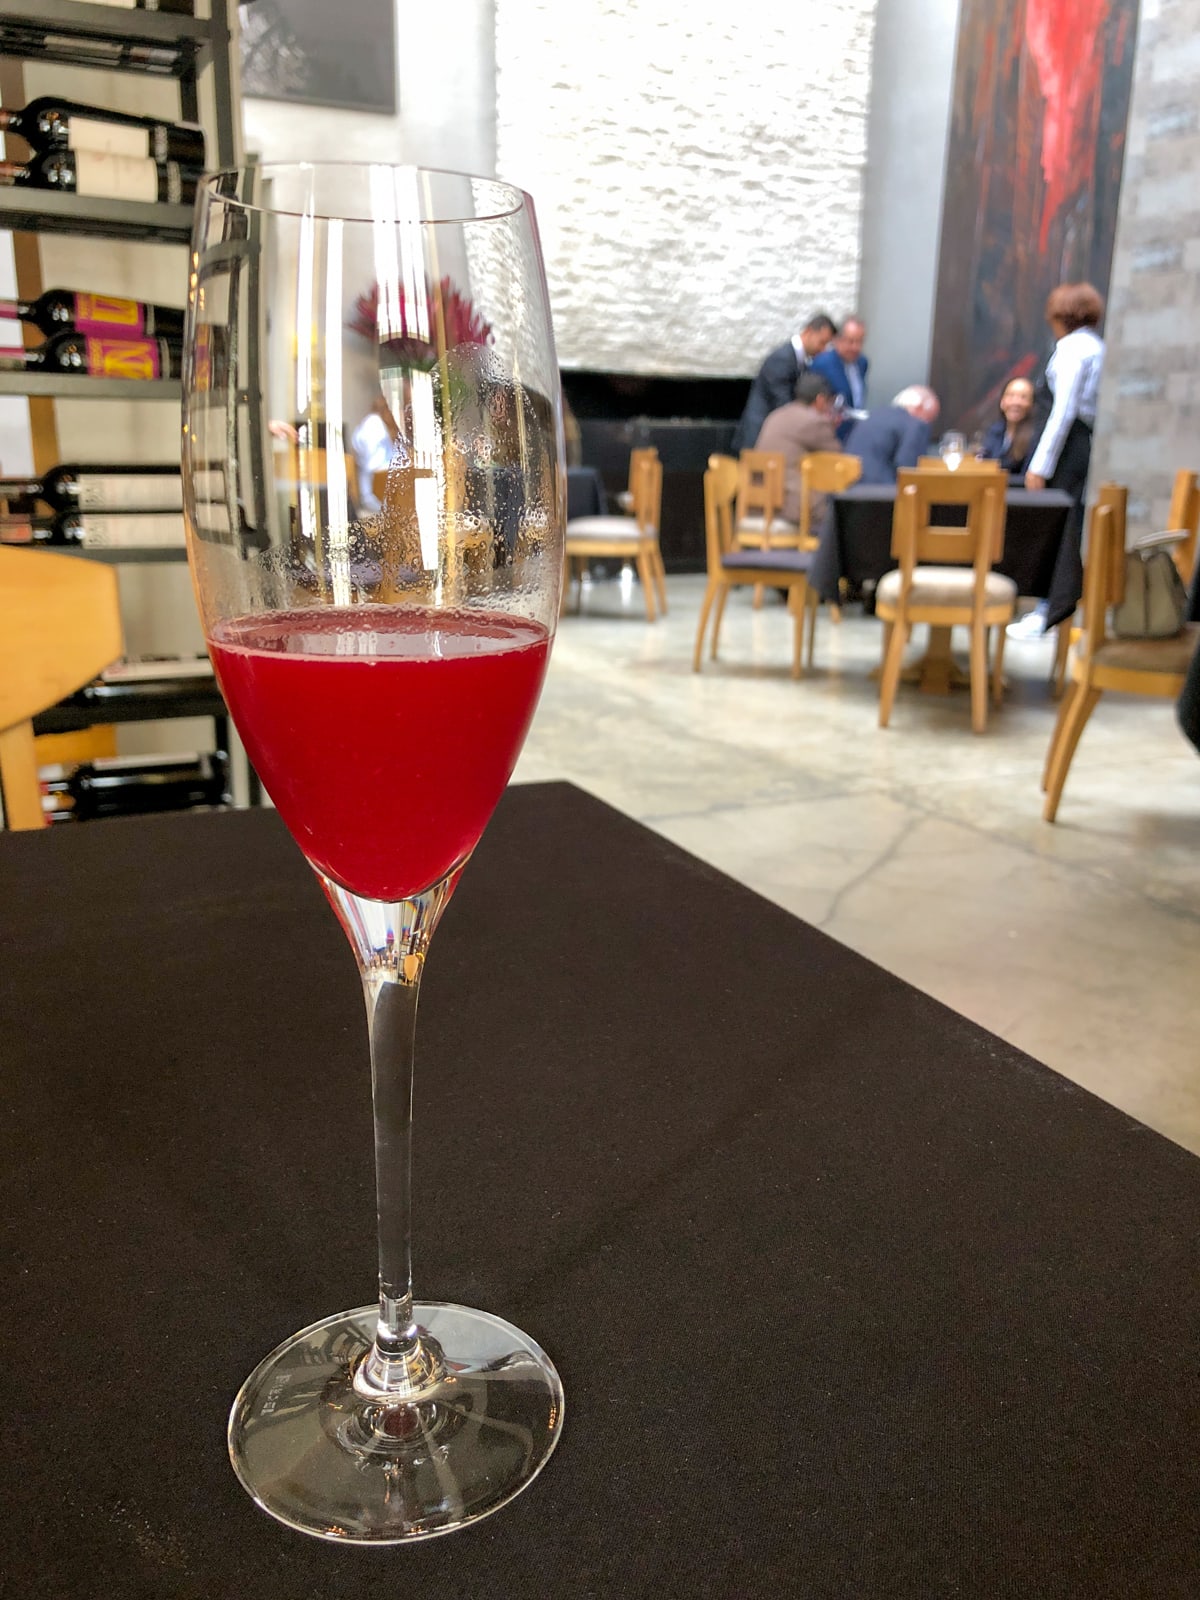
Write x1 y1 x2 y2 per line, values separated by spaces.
0 299 30 320
0 346 31 369
0 162 28 184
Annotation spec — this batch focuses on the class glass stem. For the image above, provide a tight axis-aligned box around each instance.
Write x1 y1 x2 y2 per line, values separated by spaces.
318 870 462 1400
364 964 422 1361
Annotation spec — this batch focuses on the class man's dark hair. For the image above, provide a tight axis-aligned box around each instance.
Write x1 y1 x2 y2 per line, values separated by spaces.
795 372 835 405
803 313 837 337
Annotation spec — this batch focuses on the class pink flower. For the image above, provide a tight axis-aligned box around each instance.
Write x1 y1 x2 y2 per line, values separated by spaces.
349 277 492 367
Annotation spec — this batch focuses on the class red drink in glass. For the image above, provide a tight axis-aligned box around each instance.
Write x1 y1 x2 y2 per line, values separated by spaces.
209 606 551 901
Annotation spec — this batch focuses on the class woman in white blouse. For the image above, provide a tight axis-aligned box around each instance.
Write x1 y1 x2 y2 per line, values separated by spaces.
1008 282 1106 641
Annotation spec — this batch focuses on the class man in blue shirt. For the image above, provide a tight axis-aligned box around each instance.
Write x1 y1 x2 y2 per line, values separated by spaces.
812 317 868 437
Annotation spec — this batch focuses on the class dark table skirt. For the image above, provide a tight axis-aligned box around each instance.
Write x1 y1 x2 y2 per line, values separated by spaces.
3 786 1200 1597
812 484 1080 624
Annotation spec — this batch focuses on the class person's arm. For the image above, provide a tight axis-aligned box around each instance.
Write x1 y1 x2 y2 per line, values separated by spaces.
1027 337 1088 484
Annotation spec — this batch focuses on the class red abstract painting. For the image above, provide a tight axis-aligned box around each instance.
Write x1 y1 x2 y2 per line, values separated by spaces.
929 0 1138 436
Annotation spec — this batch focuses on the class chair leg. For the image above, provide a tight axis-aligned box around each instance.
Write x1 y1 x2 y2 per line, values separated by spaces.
651 547 668 614
789 582 807 679
830 604 843 624
710 586 730 659
878 611 907 727
805 588 819 668
752 582 765 610
992 622 1008 707
1043 685 1101 822
693 579 720 672
1042 681 1077 791
1051 618 1073 699
970 620 989 733
637 552 657 621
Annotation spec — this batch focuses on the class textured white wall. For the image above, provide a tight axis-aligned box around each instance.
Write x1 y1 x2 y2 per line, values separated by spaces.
495 0 878 378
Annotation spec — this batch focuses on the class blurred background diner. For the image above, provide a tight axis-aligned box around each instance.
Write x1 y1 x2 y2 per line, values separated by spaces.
3 0 1199 1161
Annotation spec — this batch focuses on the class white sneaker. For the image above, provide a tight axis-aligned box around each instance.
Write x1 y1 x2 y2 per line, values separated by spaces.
1006 605 1048 641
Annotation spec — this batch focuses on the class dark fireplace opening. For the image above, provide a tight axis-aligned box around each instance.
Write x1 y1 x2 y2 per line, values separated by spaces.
562 370 751 571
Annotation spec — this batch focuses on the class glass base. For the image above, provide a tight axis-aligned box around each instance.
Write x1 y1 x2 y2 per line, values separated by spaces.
228 1302 564 1543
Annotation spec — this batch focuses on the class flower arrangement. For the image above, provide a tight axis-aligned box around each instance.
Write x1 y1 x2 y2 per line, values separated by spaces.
348 277 492 369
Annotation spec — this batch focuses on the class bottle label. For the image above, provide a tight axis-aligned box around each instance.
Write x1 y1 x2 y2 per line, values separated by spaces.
77 513 186 547
72 151 157 203
67 119 152 161
73 294 145 337
75 473 183 511
85 337 162 380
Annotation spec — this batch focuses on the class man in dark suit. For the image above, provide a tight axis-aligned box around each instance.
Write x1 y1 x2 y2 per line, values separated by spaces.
811 317 868 414
844 386 941 485
732 313 837 453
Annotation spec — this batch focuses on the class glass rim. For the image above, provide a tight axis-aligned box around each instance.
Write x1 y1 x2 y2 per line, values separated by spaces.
196 162 531 225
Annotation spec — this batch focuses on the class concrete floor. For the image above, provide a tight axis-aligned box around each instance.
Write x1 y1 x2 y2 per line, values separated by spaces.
513 570 1200 1154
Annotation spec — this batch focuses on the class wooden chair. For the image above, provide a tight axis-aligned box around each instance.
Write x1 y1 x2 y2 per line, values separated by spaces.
734 449 798 611
693 455 815 677
1042 483 1200 822
616 446 659 514
0 547 123 830
876 468 1014 733
1166 467 1200 586
797 451 862 652
565 451 666 621
1050 470 1200 697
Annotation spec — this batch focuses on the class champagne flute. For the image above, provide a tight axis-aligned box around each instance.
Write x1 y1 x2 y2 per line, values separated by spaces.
939 430 966 471
182 163 565 1544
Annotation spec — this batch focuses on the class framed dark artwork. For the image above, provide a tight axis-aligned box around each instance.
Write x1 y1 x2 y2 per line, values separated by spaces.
239 0 396 116
930 0 1139 436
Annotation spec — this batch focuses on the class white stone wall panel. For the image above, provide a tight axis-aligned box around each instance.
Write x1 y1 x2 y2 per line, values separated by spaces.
495 0 878 376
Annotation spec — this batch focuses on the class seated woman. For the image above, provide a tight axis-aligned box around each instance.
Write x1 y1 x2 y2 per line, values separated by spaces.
978 377 1038 478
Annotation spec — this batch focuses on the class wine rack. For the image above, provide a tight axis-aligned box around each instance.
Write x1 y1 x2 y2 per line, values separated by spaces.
0 0 239 563
0 2 252 822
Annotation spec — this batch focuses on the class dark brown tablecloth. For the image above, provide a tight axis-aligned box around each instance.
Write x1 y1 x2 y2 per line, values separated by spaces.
812 483 1079 624
3 784 1199 1598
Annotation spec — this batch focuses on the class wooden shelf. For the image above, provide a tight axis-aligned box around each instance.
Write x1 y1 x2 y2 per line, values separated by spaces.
0 1 221 74
67 544 188 564
0 186 193 243
0 372 180 399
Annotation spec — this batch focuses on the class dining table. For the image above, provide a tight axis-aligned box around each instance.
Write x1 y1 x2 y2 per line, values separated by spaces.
811 482 1078 622
3 782 1199 1598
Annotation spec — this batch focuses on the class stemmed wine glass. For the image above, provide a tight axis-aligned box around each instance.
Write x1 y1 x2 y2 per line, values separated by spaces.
182 163 565 1544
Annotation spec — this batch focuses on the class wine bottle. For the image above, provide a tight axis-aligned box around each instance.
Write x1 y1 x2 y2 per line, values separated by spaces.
0 152 199 205
0 289 184 340
0 98 204 165
13 510 187 548
0 464 182 514
42 751 228 823
0 331 181 379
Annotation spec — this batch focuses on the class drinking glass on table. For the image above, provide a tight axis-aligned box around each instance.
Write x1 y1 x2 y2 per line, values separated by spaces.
939 431 967 471
182 163 565 1544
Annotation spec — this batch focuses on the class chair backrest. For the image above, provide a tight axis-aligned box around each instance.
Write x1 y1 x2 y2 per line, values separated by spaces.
0 547 124 830
915 456 1003 472
627 446 658 498
798 451 861 544
890 469 1007 609
1076 483 1131 659
704 455 739 570
278 445 361 507
631 451 663 536
1165 468 1200 584
735 449 787 532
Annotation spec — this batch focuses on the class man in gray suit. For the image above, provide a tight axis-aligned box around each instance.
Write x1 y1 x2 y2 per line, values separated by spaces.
732 313 837 453
844 386 941 485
